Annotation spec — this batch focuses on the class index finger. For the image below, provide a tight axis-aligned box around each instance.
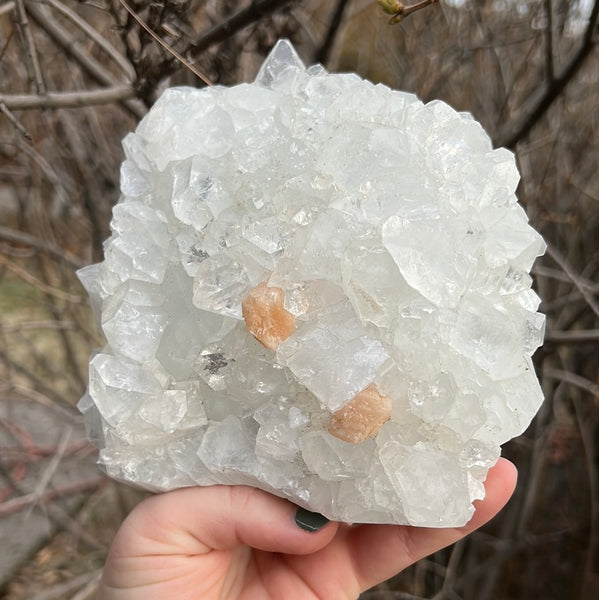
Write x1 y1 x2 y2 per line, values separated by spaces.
347 457 518 592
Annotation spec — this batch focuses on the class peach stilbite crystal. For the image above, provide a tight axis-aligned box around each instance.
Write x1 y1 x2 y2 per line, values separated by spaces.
328 384 392 444
242 282 296 350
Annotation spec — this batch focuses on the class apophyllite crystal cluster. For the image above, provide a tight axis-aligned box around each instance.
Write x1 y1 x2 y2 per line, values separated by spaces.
78 40 546 527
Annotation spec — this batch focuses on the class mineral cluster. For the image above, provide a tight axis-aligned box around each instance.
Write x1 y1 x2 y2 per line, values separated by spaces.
79 40 546 527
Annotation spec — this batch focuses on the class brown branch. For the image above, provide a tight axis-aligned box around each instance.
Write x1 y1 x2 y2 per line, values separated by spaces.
38 0 135 80
25 2 145 119
0 475 108 549
378 0 439 25
0 224 85 268
1 440 94 467
0 429 104 554
1 382 80 423
546 243 599 319
0 100 32 140
544 329 599 344
0 319 75 333
544 0 555 82
16 0 46 93
0 1 15 17
544 367 599 397
116 0 212 85
496 0 599 148
189 0 294 57
0 254 83 302
0 84 136 110
314 0 350 65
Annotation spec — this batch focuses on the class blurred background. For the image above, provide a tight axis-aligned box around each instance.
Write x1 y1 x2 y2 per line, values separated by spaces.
0 0 597 598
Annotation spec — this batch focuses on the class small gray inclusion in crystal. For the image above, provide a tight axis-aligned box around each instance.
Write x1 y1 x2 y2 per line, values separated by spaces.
203 352 231 375
191 247 209 262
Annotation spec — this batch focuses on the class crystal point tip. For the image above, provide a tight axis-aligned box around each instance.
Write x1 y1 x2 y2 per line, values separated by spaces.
254 39 306 88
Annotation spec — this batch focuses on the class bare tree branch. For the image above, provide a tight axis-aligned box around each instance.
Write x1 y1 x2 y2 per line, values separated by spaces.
37 0 135 80
25 2 145 118
16 0 46 93
0 100 32 139
0 224 85 268
545 367 599 397
0 85 136 110
544 329 599 343
544 0 555 82
0 1 16 17
497 0 599 148
314 0 350 65
546 243 599 319
379 0 440 25
0 254 84 303
189 0 294 57
116 0 212 85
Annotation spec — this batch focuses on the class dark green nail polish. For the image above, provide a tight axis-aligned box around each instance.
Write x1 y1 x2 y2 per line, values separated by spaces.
295 508 329 532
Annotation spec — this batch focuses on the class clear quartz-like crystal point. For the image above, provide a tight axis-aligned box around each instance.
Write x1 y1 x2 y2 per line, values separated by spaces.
254 38 306 88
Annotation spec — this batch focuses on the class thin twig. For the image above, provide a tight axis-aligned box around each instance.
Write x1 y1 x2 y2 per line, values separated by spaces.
0 478 105 517
68 571 103 600
570 391 599 581
35 0 135 80
544 367 599 397
1 440 95 467
0 0 15 17
496 0 599 147
28 569 102 600
15 0 46 93
0 22 16 61
544 0 554 82
28 426 73 516
432 538 465 599
379 0 440 25
0 224 85 268
0 319 75 333
0 348 80 414
116 0 212 85
0 254 84 303
0 100 32 140
0 84 136 110
533 264 599 291
1 382 80 422
14 135 72 208
544 329 599 344
545 244 599 319
190 0 293 56
314 0 350 65
25 2 145 118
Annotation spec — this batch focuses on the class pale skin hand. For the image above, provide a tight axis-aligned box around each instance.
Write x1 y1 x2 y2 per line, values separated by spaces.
97 458 517 600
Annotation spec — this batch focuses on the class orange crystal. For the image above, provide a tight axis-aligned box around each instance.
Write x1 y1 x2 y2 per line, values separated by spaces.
242 282 296 350
328 384 392 444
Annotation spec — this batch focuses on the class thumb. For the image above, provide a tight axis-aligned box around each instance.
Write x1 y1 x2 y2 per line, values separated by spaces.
109 485 339 558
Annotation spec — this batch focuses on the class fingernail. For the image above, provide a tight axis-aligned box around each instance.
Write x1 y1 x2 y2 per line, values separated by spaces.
295 508 329 532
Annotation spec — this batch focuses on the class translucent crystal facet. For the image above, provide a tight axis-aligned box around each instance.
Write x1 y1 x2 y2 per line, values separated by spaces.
79 39 545 527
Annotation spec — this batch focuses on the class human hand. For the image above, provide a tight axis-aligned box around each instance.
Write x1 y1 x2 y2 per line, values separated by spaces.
97 458 517 600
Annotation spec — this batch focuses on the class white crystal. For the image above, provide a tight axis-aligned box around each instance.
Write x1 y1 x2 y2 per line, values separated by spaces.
277 301 390 411
79 40 546 527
